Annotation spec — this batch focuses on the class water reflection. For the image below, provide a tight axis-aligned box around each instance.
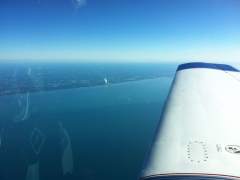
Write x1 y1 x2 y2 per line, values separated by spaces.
0 65 173 180
0 92 74 180
0 66 74 180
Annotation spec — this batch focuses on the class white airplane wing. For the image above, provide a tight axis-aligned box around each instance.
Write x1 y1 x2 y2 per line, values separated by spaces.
141 62 240 180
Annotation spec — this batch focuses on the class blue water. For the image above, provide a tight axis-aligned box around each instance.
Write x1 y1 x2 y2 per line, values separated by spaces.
0 64 175 180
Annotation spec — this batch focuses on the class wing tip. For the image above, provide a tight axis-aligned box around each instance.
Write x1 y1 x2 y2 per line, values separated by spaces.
177 62 239 72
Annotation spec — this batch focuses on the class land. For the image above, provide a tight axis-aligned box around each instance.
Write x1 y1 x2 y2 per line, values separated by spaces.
0 63 176 96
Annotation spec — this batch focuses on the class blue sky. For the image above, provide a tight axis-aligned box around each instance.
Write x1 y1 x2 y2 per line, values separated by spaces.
1 0 240 62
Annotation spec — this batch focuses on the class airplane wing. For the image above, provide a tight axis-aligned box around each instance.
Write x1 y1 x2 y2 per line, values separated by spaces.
141 62 240 180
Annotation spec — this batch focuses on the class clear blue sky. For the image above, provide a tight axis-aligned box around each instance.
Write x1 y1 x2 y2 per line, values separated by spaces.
1 0 240 62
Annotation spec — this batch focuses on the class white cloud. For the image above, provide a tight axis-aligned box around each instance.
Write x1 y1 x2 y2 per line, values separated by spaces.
72 0 86 9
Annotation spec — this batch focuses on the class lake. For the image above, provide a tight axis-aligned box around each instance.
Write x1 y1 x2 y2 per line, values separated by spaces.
0 63 176 180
